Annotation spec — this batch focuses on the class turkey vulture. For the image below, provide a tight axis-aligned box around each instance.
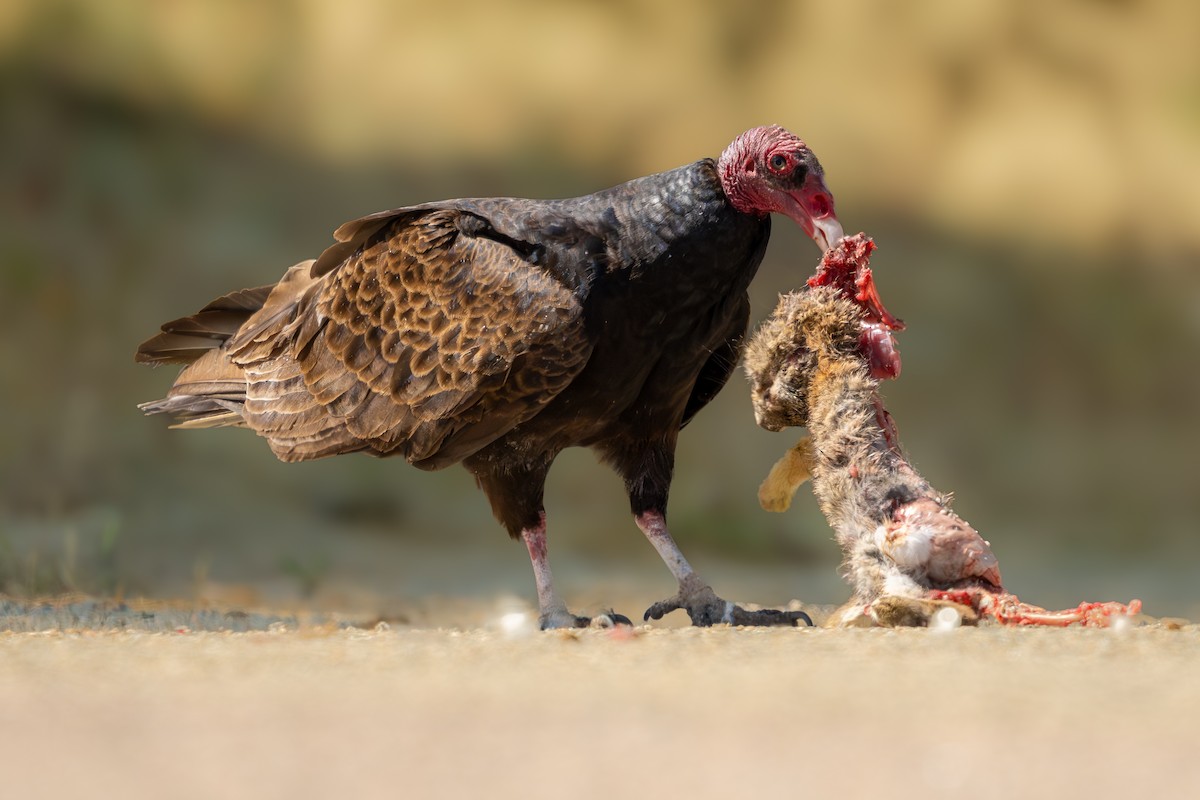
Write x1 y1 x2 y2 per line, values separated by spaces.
746 235 1140 627
137 125 841 628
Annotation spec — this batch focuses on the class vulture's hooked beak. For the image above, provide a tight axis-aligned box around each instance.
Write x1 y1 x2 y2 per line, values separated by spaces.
783 175 843 252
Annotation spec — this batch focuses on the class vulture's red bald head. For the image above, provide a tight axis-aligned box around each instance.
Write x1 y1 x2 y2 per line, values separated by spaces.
718 125 843 252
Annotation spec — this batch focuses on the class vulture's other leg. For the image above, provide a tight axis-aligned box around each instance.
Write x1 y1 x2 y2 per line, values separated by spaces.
638 511 810 627
472 460 629 630
521 521 631 630
620 446 810 627
520 513 589 629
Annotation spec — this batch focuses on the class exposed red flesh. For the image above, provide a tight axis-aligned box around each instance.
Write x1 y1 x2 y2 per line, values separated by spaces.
777 234 1145 628
862 323 902 380
871 396 901 453
808 234 905 379
883 498 1002 588
930 588 1142 628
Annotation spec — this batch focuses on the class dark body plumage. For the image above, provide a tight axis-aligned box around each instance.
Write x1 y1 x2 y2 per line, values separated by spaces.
140 125 837 628
455 165 770 536
140 161 768 537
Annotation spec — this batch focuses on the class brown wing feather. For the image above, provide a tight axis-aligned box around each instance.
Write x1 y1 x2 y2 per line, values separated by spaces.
231 208 592 466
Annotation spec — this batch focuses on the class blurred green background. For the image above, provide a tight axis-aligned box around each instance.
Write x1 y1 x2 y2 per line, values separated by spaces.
2 0 1198 616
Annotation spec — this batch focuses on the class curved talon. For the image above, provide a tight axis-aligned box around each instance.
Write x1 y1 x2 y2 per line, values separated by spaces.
643 599 683 622
591 610 634 628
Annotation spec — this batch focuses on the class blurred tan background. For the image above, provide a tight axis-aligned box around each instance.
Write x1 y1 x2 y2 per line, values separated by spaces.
2 0 1198 616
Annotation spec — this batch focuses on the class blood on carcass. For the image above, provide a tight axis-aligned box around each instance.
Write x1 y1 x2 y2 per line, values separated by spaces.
807 234 904 380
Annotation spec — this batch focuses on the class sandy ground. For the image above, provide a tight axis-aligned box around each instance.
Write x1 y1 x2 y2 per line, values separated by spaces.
1 597 1198 800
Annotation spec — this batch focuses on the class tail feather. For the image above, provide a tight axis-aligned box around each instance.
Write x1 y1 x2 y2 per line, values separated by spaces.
139 336 253 427
135 285 275 365
136 278 282 424
137 397 245 428
137 261 355 460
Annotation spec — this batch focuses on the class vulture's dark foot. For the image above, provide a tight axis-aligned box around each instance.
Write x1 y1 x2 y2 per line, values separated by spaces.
643 577 811 627
539 609 633 631
538 609 591 630
729 607 813 627
591 610 634 628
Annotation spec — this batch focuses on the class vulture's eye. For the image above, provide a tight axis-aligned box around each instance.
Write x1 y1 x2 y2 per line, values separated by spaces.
769 153 788 172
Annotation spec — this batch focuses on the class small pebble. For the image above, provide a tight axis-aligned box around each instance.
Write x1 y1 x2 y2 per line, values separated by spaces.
931 606 962 632
498 611 534 638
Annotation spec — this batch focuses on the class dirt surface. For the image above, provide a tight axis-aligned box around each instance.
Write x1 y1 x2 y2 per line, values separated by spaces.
2 598 1198 800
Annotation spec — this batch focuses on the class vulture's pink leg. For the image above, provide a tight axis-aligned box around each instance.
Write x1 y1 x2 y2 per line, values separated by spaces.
638 511 811 627
522 514 631 630
637 510 697 585
521 515 578 629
